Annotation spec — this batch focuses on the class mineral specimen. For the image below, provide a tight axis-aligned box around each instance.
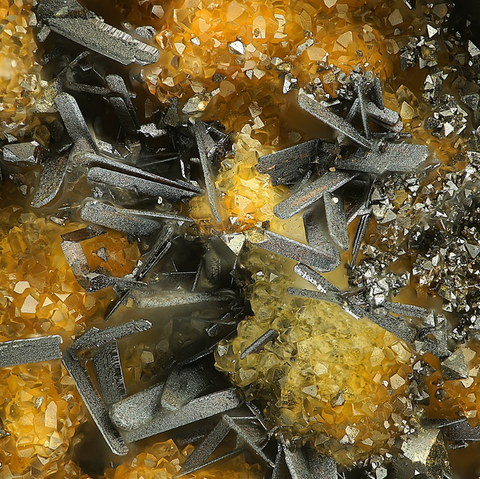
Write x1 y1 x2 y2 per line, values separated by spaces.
3 0 480 478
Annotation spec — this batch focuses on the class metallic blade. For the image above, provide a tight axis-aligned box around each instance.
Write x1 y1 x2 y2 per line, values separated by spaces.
72 319 152 351
122 388 243 443
0 335 63 368
63 349 128 455
93 341 127 407
274 170 356 220
297 90 371 149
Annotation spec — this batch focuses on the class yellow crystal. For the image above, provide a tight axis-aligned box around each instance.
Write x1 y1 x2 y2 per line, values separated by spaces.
215 250 414 466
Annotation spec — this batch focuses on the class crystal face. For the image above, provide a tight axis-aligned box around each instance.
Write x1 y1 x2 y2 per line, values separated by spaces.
2 0 480 478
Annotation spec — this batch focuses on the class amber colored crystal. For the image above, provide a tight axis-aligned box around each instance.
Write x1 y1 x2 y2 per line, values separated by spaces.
215 250 414 466
0 0 43 138
0 362 86 478
0 204 139 341
143 0 403 136
104 439 263 479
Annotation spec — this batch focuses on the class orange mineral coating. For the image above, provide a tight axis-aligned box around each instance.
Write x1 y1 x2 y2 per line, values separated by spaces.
0 0 43 138
104 439 263 479
0 205 140 341
0 362 86 478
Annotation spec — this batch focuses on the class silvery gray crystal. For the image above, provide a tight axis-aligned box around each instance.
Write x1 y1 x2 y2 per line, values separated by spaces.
293 263 340 294
256 140 322 186
55 93 96 152
400 427 452 479
138 122 168 139
222 415 273 467
31 151 69 208
161 362 213 411
0 335 62 368
245 401 268 431
63 349 128 455
272 442 288 479
281 440 313 479
109 382 165 431
72 319 152 351
248 229 340 273
193 121 222 222
441 419 480 442
334 140 429 175
323 191 349 251
131 289 235 309
93 341 127 407
105 74 139 129
287 287 365 320
80 200 190 237
353 77 371 140
366 101 401 129
76 152 201 193
297 90 372 149
440 348 469 380
2 142 39 165
175 419 231 477
351 212 371 265
87 167 197 201
274 170 356 220
122 388 242 443
307 448 338 479
303 209 340 268
37 0 159 66
135 226 174 280
240 329 278 360
384 301 430 319
372 76 385 110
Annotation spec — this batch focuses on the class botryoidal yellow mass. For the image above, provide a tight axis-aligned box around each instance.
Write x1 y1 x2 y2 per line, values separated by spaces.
189 132 281 231
215 250 415 466
189 131 307 241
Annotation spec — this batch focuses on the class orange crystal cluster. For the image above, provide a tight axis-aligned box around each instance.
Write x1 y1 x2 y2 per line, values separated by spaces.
0 362 86 478
144 0 403 134
0 204 139 341
215 250 414 466
0 0 43 138
104 439 263 479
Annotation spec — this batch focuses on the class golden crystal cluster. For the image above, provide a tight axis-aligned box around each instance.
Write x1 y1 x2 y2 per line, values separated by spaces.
0 201 137 341
104 439 262 479
215 250 414 466
144 0 399 136
0 0 43 138
0 362 85 478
